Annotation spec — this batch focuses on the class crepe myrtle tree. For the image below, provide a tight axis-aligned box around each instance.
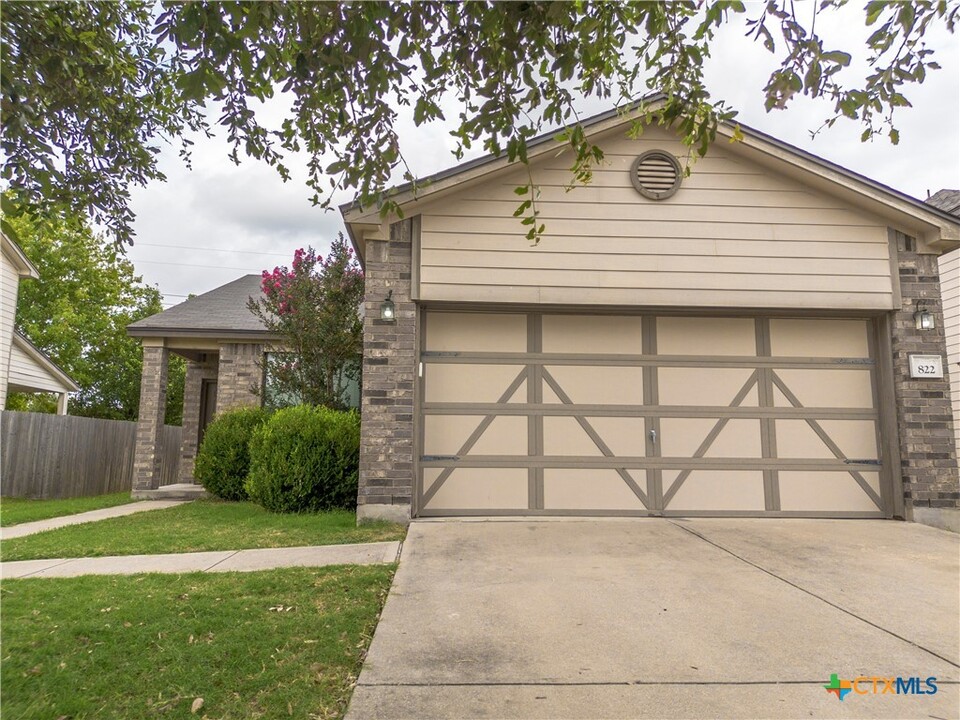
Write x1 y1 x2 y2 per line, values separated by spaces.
2 1 956 245
248 233 364 411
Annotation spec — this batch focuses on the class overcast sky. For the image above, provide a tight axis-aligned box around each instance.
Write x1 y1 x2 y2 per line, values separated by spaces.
125 7 960 308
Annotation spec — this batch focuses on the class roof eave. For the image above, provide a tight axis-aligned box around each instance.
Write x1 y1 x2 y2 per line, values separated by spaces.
12 333 80 392
127 327 278 341
1 231 40 279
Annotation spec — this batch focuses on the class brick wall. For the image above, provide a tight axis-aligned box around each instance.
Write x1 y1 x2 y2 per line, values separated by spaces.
132 345 169 493
357 218 416 522
891 238 959 524
178 355 218 484
217 343 263 412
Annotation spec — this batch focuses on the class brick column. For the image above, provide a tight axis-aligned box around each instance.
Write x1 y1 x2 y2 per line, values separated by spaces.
357 218 416 524
178 356 218 484
132 344 169 496
891 235 959 532
217 343 263 412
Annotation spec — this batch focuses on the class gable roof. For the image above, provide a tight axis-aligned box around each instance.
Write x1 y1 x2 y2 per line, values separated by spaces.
10 331 80 393
341 95 960 260
128 274 272 338
926 189 960 217
1 230 40 279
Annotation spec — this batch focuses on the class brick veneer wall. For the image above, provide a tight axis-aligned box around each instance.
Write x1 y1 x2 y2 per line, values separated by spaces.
132 345 169 493
891 236 959 528
217 342 263 412
356 218 416 523
178 355 218 484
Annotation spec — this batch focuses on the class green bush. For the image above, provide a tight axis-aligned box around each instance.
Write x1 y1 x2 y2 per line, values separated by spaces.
246 405 361 513
193 406 271 501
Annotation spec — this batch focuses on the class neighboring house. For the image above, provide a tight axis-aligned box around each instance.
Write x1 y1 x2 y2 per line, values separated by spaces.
1 231 79 414
126 275 273 498
341 97 960 532
926 189 960 478
126 273 360 498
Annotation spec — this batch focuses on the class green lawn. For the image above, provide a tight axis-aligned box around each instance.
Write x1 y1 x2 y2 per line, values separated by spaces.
1 500 406 562
1 565 394 720
0 491 136 527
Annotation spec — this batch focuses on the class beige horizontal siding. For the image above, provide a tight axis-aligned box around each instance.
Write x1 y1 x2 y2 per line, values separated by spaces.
415 124 894 310
420 283 892 310
7 341 67 394
938 248 960 452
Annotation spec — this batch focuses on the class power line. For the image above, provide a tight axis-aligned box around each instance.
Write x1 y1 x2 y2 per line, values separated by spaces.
131 258 265 272
134 242 293 257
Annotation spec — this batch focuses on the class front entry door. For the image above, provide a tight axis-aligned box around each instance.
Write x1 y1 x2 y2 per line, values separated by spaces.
198 379 218 446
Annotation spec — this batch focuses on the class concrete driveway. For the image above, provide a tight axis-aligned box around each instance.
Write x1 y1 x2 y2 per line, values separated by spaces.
347 518 959 719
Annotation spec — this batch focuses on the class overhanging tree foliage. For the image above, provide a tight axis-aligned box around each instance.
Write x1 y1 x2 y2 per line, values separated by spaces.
2 1 956 245
248 234 364 410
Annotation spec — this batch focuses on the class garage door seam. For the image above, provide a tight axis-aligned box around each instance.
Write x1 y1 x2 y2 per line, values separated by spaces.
666 520 960 670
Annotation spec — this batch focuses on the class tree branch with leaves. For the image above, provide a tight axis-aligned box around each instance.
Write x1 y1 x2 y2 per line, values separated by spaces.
2 1 956 246
248 234 364 410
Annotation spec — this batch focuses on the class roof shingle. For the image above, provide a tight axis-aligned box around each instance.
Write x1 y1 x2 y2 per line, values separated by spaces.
128 274 269 335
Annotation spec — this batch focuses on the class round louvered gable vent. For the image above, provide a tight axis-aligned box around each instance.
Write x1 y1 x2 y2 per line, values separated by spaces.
630 150 682 200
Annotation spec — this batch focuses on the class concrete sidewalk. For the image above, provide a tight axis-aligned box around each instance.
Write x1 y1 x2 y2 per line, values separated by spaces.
1 500 188 540
1 541 402 579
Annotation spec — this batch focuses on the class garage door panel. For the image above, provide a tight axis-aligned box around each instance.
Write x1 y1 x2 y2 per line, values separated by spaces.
425 312 527 352
770 319 869 358
543 417 605 456
583 417 647 456
660 418 762 458
425 364 527 403
665 471 766 512
423 468 528 510
423 415 528 456
776 419 879 460
542 315 644 354
543 366 645 405
657 317 756 356
778 471 882 512
773 369 873 409
659 368 759 407
543 469 647 510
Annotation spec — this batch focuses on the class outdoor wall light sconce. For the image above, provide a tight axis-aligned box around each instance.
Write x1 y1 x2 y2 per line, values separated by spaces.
914 303 935 331
380 290 396 322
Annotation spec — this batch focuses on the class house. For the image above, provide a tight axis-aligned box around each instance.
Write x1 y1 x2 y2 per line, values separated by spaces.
126 274 273 498
126 273 362 498
927 189 960 487
1 231 79 413
341 99 960 532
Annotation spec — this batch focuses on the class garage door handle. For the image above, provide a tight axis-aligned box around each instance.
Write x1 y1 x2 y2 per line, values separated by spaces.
649 429 657 445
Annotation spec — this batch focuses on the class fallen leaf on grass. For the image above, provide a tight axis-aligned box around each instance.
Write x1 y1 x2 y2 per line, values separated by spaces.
191 697 204 714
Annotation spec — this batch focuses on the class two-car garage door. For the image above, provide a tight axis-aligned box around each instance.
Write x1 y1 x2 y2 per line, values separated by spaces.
418 311 890 517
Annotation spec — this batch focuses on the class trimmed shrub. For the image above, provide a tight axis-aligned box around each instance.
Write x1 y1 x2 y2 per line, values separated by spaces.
194 406 271 501
246 405 361 513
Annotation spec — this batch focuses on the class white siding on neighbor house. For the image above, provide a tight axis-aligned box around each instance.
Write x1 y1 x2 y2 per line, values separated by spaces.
0 250 22 408
7 340 67 394
415 125 896 310
939 248 960 454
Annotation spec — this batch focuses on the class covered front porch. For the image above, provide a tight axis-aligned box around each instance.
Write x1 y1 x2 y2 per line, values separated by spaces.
126 275 272 499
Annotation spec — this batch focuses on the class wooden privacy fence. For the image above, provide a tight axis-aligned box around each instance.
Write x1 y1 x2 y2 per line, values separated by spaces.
0 411 182 499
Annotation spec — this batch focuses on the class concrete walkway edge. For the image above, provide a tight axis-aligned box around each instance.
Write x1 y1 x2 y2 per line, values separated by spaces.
1 541 402 579
0 500 189 540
